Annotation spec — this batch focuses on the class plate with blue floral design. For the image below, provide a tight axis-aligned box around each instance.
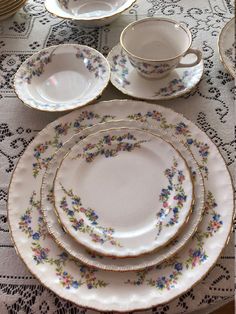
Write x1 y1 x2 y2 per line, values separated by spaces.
108 44 204 100
53 127 193 258
14 44 110 112
41 119 205 271
8 100 234 312
218 17 235 78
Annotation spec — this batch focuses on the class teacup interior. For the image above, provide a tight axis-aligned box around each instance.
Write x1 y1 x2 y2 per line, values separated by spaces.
122 19 191 60
28 52 96 104
59 0 127 17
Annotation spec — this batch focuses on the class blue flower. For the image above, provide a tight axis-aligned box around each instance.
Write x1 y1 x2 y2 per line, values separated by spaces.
156 279 165 289
174 263 183 271
173 207 179 214
187 138 193 145
87 283 93 289
32 232 40 240
72 281 80 289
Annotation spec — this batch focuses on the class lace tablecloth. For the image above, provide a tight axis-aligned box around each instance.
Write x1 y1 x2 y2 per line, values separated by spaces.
0 0 235 313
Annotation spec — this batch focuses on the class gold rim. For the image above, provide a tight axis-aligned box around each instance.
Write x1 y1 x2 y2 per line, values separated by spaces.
13 43 111 113
40 119 204 272
218 17 235 78
50 125 195 259
0 0 26 16
0 0 24 10
45 0 136 23
7 99 235 312
120 17 193 62
107 44 204 101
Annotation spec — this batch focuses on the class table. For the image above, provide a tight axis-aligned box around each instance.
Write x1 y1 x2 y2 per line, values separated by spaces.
0 0 234 313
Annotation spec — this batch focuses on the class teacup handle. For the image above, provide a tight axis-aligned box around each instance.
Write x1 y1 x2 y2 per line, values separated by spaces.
177 48 202 68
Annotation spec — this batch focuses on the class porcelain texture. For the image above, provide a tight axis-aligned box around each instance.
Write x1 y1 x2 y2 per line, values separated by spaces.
8 100 234 312
218 17 235 78
120 18 202 79
41 119 204 271
108 44 204 100
14 44 110 112
53 127 193 257
45 0 136 27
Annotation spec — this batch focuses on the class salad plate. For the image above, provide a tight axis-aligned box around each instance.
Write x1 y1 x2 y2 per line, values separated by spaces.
45 0 136 27
53 127 193 257
41 119 204 271
14 44 110 112
107 44 204 100
8 100 234 312
218 17 235 78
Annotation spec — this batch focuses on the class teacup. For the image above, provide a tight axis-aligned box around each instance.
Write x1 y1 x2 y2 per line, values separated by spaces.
120 17 202 79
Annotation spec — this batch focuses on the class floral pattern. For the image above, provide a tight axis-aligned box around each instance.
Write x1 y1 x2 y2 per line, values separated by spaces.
32 111 115 177
154 68 199 97
58 184 122 247
19 192 108 290
18 46 108 85
32 110 210 179
75 47 108 80
111 52 130 88
18 49 55 84
127 111 210 178
156 158 187 236
224 42 235 67
20 108 224 294
129 57 172 76
74 132 148 163
126 191 223 289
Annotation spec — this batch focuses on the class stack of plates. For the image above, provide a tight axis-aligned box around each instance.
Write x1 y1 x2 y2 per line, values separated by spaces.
0 0 26 21
8 99 234 312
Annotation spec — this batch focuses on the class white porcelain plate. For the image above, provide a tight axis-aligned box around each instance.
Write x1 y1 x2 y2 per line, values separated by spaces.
8 100 234 312
14 44 110 112
218 17 235 78
45 0 136 27
108 44 204 100
53 127 193 257
42 119 204 271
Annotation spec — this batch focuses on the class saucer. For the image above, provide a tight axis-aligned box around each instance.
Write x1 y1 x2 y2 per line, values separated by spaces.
53 127 193 258
218 17 235 78
45 0 136 27
107 44 204 100
14 44 110 112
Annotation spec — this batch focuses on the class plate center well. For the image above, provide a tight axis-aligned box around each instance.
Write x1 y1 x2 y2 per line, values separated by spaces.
69 146 165 237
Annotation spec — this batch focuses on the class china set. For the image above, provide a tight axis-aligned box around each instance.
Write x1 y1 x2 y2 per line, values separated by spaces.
0 0 26 21
14 17 207 112
8 99 234 311
8 0 235 312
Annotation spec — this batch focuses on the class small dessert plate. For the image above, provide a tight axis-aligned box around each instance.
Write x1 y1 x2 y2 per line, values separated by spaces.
218 17 235 78
53 127 193 258
45 0 136 27
108 44 204 100
14 44 110 112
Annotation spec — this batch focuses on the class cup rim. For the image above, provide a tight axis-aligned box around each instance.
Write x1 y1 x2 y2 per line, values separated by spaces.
120 17 193 62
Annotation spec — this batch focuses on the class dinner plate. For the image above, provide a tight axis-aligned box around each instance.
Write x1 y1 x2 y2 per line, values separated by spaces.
14 44 110 112
53 127 193 257
8 100 234 312
218 17 235 78
45 0 136 27
41 119 204 271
